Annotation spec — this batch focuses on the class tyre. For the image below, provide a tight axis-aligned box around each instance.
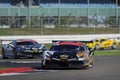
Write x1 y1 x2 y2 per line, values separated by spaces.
90 56 94 67
95 44 99 50
41 60 46 69
2 48 8 59
84 56 94 69
13 51 19 59
83 63 90 69
111 44 117 49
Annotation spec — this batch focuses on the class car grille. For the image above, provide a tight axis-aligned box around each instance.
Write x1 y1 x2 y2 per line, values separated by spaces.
52 53 77 59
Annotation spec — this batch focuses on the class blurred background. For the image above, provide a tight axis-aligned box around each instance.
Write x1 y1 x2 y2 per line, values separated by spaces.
0 0 120 35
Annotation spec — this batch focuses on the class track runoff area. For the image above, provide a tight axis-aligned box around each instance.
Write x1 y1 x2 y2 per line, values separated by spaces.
0 41 120 76
0 56 120 80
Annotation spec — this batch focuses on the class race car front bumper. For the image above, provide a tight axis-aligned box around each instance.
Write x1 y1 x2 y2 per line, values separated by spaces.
44 59 89 68
16 51 43 57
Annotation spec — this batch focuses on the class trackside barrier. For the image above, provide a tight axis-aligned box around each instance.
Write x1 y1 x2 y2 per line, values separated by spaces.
0 34 120 44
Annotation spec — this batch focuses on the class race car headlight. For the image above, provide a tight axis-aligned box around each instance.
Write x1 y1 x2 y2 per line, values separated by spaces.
76 52 87 58
31 47 39 53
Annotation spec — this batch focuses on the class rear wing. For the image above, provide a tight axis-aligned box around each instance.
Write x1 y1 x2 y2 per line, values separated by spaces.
52 40 93 46
0 39 14 45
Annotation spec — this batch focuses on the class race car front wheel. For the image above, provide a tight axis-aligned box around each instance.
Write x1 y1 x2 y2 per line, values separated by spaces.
41 60 46 69
95 44 99 50
90 56 94 66
2 48 8 59
84 56 94 69
111 44 117 49
13 51 19 59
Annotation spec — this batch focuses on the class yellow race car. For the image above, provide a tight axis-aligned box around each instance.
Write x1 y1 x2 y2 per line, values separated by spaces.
86 38 119 50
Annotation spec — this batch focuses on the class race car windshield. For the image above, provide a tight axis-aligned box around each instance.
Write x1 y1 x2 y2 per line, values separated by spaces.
16 42 34 45
50 45 85 51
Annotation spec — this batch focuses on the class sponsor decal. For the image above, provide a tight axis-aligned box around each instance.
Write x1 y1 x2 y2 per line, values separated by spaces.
60 55 69 60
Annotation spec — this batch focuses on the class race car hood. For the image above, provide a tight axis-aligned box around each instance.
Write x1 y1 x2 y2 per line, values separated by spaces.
16 45 39 51
17 45 38 48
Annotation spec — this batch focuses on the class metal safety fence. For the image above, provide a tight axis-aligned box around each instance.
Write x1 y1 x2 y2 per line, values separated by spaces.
0 16 120 35
0 0 120 35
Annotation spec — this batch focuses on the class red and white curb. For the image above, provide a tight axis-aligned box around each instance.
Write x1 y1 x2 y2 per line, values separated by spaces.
0 67 57 76
0 67 36 76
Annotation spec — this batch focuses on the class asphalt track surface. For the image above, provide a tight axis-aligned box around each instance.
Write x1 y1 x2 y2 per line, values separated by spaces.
0 56 120 80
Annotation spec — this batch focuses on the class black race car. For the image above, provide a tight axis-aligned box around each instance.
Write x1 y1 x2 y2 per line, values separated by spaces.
41 40 94 68
2 39 47 59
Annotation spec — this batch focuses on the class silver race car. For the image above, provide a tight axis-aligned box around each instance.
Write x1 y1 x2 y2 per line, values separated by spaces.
2 39 47 59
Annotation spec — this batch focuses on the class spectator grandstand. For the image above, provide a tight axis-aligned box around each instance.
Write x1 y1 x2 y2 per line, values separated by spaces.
38 0 117 8
0 3 12 8
0 0 119 8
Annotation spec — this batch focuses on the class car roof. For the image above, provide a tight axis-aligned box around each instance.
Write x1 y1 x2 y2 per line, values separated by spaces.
16 39 37 43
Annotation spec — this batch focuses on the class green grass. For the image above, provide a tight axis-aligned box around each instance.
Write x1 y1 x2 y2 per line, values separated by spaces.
95 50 120 56
0 67 8 70
0 27 119 35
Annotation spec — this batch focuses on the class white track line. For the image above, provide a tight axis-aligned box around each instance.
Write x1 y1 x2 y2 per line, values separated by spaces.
10 61 41 63
0 73 29 76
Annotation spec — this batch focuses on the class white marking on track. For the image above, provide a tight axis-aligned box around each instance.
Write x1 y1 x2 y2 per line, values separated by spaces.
34 69 57 72
0 73 29 76
10 61 41 63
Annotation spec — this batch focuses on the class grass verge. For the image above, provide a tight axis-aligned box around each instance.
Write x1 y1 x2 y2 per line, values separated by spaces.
0 67 8 70
95 50 120 56
0 27 119 35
